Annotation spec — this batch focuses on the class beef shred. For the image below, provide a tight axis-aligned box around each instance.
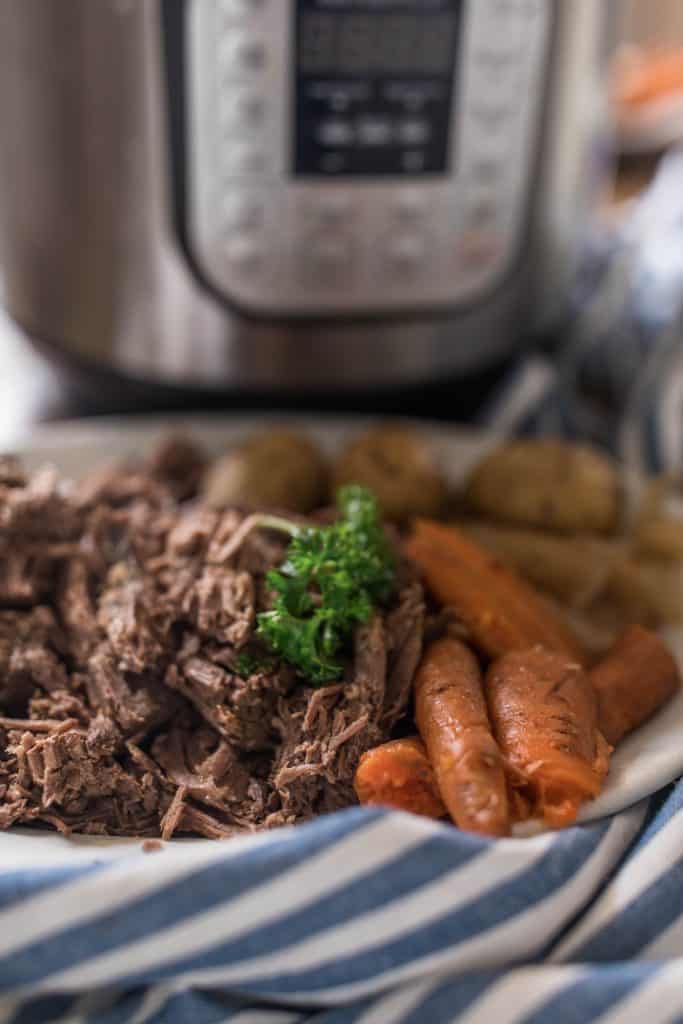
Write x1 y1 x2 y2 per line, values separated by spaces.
0 438 424 839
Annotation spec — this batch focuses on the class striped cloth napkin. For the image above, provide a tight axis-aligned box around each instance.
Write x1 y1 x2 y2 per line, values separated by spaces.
3 149 683 1024
0 794 681 1023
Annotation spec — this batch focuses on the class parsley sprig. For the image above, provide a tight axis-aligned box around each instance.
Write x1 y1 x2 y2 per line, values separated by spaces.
228 486 394 685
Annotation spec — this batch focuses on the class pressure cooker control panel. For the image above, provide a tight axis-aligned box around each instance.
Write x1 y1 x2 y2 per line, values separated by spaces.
187 0 550 316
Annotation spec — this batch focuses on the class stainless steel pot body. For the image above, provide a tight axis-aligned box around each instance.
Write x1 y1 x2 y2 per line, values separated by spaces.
0 1 613 392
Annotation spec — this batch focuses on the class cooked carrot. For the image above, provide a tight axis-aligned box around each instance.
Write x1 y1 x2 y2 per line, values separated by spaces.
354 737 447 819
414 634 510 837
487 647 611 829
405 520 586 664
590 625 680 746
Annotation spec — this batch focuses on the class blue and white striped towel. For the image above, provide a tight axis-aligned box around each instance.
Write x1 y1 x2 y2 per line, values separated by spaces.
4 149 683 1024
1 792 682 1023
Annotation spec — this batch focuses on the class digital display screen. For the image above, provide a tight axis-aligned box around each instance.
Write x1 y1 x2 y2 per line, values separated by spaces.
295 1 461 178
299 14 458 76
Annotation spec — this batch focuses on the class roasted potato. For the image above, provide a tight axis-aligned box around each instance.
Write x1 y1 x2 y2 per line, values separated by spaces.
600 557 683 628
202 429 328 513
464 439 620 534
333 426 448 521
634 475 683 560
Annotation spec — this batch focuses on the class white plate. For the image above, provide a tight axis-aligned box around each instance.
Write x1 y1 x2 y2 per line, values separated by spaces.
3 412 682 863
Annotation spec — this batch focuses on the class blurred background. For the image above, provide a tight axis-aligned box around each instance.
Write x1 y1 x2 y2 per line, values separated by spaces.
0 0 682 454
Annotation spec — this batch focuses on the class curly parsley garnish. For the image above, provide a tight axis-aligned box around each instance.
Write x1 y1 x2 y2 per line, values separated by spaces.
226 486 394 685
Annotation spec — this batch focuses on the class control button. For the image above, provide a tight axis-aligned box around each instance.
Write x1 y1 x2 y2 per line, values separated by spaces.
222 145 266 176
469 158 502 186
223 195 264 232
398 120 431 146
473 61 522 103
357 118 393 146
225 238 262 272
220 90 264 129
388 236 424 271
221 35 267 72
303 196 352 227
317 120 354 147
471 104 509 133
467 193 499 229
307 238 352 277
472 126 515 164
311 238 351 265
456 232 501 271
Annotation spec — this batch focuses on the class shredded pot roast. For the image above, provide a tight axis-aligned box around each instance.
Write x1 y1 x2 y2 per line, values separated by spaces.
0 439 424 839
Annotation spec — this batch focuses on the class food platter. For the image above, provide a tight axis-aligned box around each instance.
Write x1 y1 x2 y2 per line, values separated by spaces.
2 412 683 866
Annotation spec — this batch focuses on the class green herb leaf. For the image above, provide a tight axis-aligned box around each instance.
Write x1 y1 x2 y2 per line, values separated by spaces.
256 485 394 684
235 651 275 677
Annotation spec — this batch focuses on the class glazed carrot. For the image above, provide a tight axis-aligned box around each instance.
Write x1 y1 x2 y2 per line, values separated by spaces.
405 519 586 664
487 647 611 829
354 737 447 819
590 625 680 746
414 634 510 837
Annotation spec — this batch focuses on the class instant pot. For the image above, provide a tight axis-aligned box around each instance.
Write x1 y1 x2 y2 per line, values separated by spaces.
0 0 613 394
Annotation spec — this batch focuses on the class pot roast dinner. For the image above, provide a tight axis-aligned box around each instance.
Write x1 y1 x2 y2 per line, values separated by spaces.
0 427 680 841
